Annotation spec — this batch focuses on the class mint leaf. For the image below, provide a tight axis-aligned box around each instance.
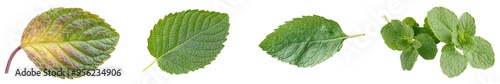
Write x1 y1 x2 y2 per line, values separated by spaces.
5 8 119 79
259 15 364 67
414 34 437 60
454 12 476 50
396 40 412 50
423 17 430 29
458 12 476 36
145 10 230 74
380 7 496 78
381 20 414 50
440 43 467 78
464 36 495 69
454 35 475 51
427 7 458 43
403 17 419 28
401 48 418 71
422 17 441 44
412 40 422 49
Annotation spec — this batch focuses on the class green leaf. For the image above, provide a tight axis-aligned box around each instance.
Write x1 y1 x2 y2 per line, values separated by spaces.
464 36 495 69
427 7 458 43
421 17 441 44
381 20 414 50
414 27 440 44
400 48 418 71
414 34 437 60
379 6 496 78
454 35 475 51
440 43 467 78
403 17 419 28
458 12 476 36
145 10 230 74
454 12 476 50
7 7 120 79
259 15 364 67
412 40 422 49
396 40 412 50
423 17 430 29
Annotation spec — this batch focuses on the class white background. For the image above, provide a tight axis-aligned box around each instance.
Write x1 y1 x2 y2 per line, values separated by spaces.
1 0 499 84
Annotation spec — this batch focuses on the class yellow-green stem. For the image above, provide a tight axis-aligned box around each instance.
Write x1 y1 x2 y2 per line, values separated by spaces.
383 15 390 23
347 33 365 38
142 59 157 72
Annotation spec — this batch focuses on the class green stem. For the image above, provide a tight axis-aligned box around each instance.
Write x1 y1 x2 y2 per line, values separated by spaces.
347 33 365 38
383 15 390 23
142 59 157 72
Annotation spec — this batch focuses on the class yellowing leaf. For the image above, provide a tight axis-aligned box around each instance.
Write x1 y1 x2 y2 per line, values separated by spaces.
5 8 119 79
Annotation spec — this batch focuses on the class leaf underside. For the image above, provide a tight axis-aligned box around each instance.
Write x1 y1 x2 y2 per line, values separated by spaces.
259 15 349 67
147 10 230 74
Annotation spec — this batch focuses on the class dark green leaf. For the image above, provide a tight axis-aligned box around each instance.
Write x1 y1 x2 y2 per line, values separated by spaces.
414 34 437 60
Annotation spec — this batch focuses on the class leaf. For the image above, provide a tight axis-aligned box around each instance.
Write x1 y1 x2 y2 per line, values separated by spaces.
379 6 496 78
454 35 475 51
396 39 421 50
396 40 412 50
454 12 476 50
6 7 119 79
457 12 476 36
422 17 441 44
259 15 364 67
423 17 430 29
145 10 230 74
440 43 467 78
400 48 418 71
412 40 422 49
381 20 414 50
403 17 419 28
415 28 440 44
464 36 495 69
427 7 458 43
414 34 437 60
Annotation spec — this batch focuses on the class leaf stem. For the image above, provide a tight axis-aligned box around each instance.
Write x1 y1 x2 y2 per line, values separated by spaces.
347 33 365 38
142 59 157 72
5 46 21 74
383 15 390 23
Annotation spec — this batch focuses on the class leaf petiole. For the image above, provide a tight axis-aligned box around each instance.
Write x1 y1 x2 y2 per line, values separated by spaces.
346 33 365 38
5 46 21 74
142 59 158 72
383 15 390 23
